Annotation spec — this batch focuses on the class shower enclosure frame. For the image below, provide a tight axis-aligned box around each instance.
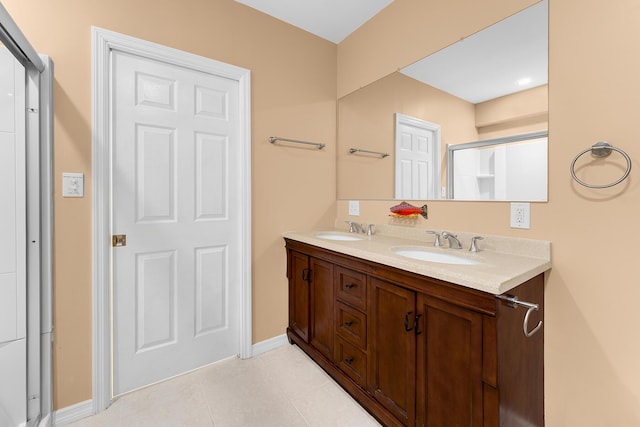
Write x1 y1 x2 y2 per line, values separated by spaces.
0 3 54 427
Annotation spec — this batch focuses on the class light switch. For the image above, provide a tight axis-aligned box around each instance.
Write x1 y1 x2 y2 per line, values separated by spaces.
62 173 84 197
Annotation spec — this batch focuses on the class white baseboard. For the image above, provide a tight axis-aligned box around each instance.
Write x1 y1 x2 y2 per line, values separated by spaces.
52 399 93 426
251 333 288 357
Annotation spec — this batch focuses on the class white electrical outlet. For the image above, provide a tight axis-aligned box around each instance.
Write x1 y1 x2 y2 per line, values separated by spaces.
348 200 360 216
510 202 530 229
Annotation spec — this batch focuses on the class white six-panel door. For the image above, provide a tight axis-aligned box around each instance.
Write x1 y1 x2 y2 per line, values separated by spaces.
395 114 441 200
112 49 241 395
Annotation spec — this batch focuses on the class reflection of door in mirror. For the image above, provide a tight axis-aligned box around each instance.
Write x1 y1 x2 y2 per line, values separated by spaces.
395 113 441 200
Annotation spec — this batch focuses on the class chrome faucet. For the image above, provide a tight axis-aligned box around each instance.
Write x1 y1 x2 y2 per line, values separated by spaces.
469 236 484 253
425 230 442 247
346 221 365 234
441 231 462 249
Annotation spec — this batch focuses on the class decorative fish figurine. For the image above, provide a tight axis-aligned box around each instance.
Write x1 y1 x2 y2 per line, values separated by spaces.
389 201 428 219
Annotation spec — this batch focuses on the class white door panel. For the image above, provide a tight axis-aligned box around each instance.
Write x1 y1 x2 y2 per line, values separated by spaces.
395 114 441 200
112 50 241 395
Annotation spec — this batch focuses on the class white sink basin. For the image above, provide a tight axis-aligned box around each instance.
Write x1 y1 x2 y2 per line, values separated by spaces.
314 232 364 241
392 247 480 265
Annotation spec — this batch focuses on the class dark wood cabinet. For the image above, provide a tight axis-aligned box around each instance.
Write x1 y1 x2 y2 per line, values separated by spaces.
287 250 335 359
285 238 544 427
288 250 310 342
416 295 483 427
309 257 334 359
368 278 416 426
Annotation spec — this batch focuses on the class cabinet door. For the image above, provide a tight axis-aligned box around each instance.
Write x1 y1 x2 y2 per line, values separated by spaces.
416 294 483 427
288 250 310 342
368 278 416 426
310 257 334 359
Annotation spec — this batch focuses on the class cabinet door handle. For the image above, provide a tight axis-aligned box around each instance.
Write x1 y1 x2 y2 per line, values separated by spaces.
344 321 354 327
344 357 354 365
414 314 423 335
404 311 414 332
302 268 310 282
345 283 355 289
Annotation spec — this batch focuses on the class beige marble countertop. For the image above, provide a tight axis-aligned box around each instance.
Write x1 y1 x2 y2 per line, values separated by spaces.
283 224 551 295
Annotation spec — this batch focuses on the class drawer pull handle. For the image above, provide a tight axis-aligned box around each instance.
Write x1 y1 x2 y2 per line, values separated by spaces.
345 283 355 289
404 311 414 332
344 358 354 365
344 321 354 327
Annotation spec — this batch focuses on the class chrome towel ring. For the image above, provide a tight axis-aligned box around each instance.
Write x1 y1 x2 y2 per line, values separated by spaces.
570 142 632 189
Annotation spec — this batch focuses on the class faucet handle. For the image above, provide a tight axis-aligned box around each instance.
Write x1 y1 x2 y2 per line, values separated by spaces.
346 221 356 233
425 230 442 247
469 236 484 252
367 224 375 236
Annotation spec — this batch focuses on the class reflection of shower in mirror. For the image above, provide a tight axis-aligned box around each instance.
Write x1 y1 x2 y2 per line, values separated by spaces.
448 131 548 201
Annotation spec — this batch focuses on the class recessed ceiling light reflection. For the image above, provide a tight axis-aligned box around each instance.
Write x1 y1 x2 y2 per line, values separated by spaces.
517 77 533 86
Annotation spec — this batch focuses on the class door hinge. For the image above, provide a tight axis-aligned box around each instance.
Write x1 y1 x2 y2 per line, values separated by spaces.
112 234 127 247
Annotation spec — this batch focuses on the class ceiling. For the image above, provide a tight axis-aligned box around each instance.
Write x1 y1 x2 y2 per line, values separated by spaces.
233 0 394 44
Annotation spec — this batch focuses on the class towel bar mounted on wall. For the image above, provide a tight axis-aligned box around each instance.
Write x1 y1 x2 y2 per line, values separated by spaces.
348 148 389 158
496 294 543 338
570 142 632 188
269 136 325 150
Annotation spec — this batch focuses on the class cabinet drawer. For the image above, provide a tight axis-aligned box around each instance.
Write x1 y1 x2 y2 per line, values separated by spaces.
335 267 367 311
334 337 367 388
335 302 367 349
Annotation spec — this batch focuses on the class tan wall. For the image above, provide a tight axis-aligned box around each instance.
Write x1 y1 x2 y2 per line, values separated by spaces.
337 72 476 199
4 0 337 410
337 0 640 425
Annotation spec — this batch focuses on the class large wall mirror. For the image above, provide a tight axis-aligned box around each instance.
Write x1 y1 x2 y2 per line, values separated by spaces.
337 0 548 201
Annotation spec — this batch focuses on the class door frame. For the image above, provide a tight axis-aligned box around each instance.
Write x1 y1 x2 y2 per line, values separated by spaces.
91 27 252 413
394 113 442 200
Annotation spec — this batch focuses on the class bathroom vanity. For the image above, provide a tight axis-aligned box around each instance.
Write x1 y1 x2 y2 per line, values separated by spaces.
284 228 549 427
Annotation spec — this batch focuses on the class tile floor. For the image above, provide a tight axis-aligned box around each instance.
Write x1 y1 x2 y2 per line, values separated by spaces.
68 344 381 427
